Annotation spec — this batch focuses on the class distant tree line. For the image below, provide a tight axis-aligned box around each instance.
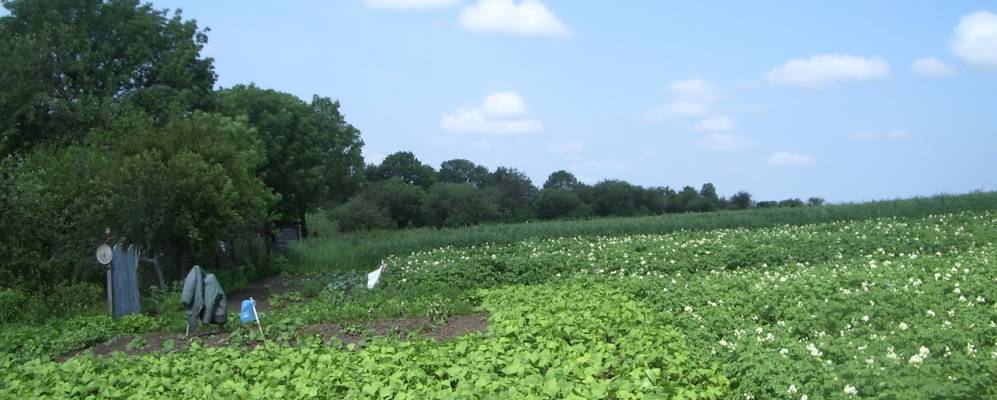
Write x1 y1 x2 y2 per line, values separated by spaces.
329 151 826 232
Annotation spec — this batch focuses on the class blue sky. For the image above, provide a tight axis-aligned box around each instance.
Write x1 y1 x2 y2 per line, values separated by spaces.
11 1 997 202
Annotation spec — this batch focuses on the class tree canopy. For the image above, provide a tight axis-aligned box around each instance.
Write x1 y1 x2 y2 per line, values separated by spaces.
216 84 364 233
0 0 215 155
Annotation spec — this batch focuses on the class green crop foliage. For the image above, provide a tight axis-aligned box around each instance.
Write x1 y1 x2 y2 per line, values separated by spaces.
3 205 996 399
2 283 728 399
379 211 997 399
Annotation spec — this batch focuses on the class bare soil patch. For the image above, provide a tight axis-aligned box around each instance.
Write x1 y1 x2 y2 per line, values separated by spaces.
73 313 488 358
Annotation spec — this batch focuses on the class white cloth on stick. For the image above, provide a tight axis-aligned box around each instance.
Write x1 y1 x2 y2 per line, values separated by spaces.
367 263 386 289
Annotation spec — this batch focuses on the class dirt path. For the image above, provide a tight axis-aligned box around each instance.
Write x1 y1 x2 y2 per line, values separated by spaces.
81 313 489 358
223 275 297 313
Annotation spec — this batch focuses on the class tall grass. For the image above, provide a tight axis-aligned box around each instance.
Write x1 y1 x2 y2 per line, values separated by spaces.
289 191 997 273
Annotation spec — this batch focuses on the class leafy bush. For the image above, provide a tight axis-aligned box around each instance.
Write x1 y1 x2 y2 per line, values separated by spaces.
49 282 104 317
298 279 325 299
331 196 396 232
423 183 500 228
0 288 29 324
0 282 103 324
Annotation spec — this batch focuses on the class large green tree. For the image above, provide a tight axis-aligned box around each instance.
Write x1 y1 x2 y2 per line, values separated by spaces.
542 170 582 191
533 189 592 220
0 112 271 286
0 0 215 155
590 180 639 217
439 159 489 188
485 167 538 221
424 183 499 228
108 112 273 278
372 151 437 190
216 85 364 236
361 178 427 228
311 95 365 204
730 191 753 210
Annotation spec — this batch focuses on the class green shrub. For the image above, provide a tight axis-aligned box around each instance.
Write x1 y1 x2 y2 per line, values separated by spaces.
49 282 103 316
0 288 28 323
331 197 395 232
298 279 324 299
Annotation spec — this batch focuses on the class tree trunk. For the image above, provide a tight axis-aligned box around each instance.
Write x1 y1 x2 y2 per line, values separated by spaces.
141 251 166 289
299 213 309 239
173 241 186 282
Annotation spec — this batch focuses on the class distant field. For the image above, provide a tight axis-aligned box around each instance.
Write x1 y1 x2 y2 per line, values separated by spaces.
291 191 997 273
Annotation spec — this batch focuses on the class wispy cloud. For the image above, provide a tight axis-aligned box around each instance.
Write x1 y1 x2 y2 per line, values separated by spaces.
441 91 543 135
951 10 997 69
644 79 722 122
694 114 736 133
769 152 816 166
767 54 891 88
458 0 569 37
668 79 722 103
696 134 747 151
643 100 712 121
911 57 955 77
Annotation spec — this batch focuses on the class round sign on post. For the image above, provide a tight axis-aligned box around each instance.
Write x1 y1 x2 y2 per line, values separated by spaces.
96 244 113 265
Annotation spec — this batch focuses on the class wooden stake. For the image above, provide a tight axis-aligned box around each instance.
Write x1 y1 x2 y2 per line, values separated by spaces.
251 297 267 347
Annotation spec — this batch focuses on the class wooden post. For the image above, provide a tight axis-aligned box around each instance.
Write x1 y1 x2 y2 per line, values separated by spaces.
106 265 113 317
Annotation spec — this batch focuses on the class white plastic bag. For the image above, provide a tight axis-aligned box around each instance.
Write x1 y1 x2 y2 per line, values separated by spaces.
367 263 386 289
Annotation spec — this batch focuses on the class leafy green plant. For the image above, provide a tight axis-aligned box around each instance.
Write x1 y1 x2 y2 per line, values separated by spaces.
340 323 362 336
160 339 176 353
426 298 452 325
125 336 148 352
298 279 324 299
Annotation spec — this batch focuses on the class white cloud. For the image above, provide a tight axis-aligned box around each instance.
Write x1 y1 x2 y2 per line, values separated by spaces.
644 78 724 121
458 0 569 37
769 152 816 166
548 141 584 159
766 54 891 88
441 91 543 135
950 10 997 69
849 130 911 141
668 79 722 103
643 100 712 121
363 0 460 10
694 114 736 133
696 134 746 151
911 57 955 77
481 91 526 117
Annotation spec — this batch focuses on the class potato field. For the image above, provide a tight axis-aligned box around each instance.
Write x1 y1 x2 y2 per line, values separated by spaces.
2 210 995 399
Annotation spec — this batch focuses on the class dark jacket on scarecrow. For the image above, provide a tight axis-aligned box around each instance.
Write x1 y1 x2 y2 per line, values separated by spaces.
181 265 228 326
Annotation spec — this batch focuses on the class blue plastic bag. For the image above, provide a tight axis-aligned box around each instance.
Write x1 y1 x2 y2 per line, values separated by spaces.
240 299 257 323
